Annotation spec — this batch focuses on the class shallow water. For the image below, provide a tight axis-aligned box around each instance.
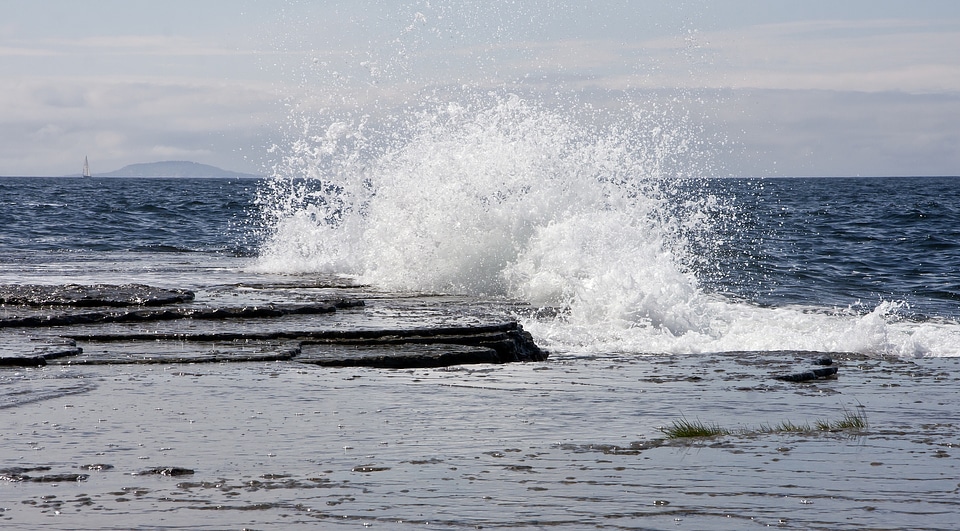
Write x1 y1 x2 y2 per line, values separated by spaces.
2 238 959 529
3 349 959 530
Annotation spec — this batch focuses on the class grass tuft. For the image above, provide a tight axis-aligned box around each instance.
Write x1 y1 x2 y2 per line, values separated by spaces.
661 417 729 439
663 407 868 439
830 408 868 431
760 420 811 433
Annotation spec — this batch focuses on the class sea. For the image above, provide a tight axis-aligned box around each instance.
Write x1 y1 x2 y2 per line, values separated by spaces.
2 168 958 358
3 99 960 529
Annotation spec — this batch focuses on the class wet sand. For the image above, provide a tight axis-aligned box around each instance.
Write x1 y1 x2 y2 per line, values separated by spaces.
3 348 959 530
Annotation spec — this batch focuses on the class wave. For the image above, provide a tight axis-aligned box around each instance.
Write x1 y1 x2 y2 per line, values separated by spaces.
253 94 960 358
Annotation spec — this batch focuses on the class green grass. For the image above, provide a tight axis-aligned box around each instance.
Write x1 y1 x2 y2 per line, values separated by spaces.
828 407 868 431
660 417 730 438
758 420 810 433
662 408 868 439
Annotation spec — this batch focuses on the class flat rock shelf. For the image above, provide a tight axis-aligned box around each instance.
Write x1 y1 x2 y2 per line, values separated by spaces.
0 283 548 369
3 278 960 530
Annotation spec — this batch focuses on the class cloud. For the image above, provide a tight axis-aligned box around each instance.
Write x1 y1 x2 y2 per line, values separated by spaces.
0 75 281 175
3 4 959 178
715 89 960 177
701 18 960 93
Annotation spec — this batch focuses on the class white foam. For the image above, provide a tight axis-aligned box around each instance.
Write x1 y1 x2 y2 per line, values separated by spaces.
524 298 960 357
254 95 960 357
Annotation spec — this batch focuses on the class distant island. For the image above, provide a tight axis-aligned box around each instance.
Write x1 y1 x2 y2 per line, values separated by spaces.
92 161 264 179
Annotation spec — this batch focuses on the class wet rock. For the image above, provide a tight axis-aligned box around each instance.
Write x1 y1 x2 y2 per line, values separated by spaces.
301 343 502 368
51 340 301 366
79 464 114 471
297 322 548 368
774 366 839 382
45 321 546 369
0 282 547 370
29 473 90 482
0 466 50 481
0 466 88 482
0 301 360 329
0 355 46 367
0 338 81 367
0 283 194 307
351 465 390 473
35 338 83 360
134 466 195 476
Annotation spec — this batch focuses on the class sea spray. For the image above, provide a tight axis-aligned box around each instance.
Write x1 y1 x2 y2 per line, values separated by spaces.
253 93 960 357
255 92 718 310
250 4 960 357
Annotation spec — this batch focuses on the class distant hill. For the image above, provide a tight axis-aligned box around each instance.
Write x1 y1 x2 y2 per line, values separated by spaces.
96 161 263 178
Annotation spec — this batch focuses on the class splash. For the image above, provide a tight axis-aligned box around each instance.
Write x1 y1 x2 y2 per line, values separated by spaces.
253 93 960 358
256 92 713 303
251 4 960 357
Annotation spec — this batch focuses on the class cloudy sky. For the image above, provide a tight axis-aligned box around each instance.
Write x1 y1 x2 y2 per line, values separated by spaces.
2 0 958 177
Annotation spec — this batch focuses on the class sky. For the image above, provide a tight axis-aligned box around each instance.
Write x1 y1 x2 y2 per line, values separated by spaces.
1 0 959 177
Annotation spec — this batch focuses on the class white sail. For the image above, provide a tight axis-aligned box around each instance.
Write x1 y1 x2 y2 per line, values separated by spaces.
82 156 91 178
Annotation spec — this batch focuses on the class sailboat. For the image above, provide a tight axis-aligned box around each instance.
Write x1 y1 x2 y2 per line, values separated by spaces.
82 156 91 178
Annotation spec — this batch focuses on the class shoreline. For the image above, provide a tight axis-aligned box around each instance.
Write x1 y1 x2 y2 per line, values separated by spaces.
2 274 959 529
3 344 959 529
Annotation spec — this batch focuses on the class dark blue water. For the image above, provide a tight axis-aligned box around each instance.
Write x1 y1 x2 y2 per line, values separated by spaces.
699 176 960 320
2 175 959 322
0 177 261 256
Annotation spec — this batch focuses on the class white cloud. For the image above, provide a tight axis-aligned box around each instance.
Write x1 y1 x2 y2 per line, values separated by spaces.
2 2 959 177
701 19 960 93
0 75 282 175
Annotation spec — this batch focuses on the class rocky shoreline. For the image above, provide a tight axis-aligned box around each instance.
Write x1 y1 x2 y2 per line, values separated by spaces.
0 283 548 369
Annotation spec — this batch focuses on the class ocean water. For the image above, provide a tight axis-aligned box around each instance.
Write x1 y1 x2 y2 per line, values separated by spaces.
4 101 960 531
5 7 960 527
2 168 958 358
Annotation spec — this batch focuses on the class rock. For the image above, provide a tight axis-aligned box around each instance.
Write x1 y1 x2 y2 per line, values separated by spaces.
51 340 301 365
0 283 547 370
297 322 548 367
0 283 194 307
56 323 547 368
134 467 195 477
0 466 88 482
0 301 360 329
300 343 502 368
0 355 46 367
774 366 839 382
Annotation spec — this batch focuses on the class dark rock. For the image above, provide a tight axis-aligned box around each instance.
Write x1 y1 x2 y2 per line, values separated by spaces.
134 467 195 476
0 355 46 367
297 322 548 368
300 343 502 368
0 301 358 329
37 339 83 360
0 281 547 370
55 321 547 369
0 467 88 482
0 466 50 481
28 473 90 482
0 283 194 307
351 465 390 473
50 340 301 366
79 464 114 471
774 366 839 382
0 338 79 366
